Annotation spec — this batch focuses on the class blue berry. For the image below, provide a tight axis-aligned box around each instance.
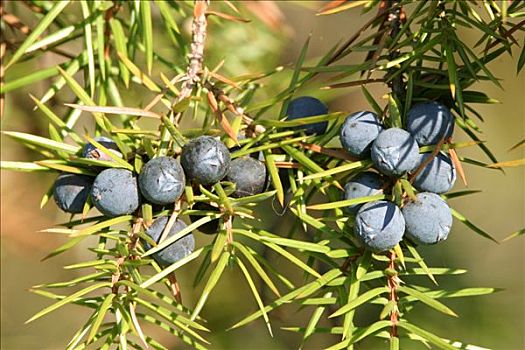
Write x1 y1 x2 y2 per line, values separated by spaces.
413 152 456 194
340 111 384 158
91 168 140 217
181 136 231 185
343 172 384 214
139 156 186 205
286 96 328 135
53 173 93 214
402 192 452 245
407 101 454 146
82 136 122 161
355 200 405 252
144 216 195 266
371 128 419 176
225 157 268 198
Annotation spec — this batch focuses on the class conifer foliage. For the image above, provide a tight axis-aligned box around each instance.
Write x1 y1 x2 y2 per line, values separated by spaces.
2 1 524 349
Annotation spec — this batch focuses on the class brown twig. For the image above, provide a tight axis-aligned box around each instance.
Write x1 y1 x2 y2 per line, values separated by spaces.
384 3 404 340
111 256 126 294
137 0 211 305
169 0 209 129
173 0 210 125
183 5 269 137
103 2 122 59
387 251 399 338
110 219 143 295
167 273 183 304
386 0 406 101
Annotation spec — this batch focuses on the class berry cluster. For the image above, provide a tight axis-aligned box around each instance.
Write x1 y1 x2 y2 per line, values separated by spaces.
53 135 268 266
340 101 456 251
52 96 457 267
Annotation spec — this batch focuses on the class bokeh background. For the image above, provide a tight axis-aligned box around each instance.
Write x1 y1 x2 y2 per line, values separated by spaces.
1 1 524 349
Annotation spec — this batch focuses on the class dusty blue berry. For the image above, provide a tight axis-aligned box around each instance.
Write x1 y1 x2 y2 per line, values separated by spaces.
82 136 122 161
189 202 220 235
371 128 419 176
181 136 231 185
144 216 195 266
286 96 328 135
139 156 185 205
343 172 384 214
355 200 405 252
340 111 384 158
225 157 268 198
402 192 452 245
413 152 456 194
91 168 140 217
53 173 93 214
407 101 454 146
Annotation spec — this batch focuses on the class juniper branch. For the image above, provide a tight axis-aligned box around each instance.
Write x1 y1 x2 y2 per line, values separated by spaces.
386 0 406 102
174 0 209 118
204 81 266 135
387 251 399 338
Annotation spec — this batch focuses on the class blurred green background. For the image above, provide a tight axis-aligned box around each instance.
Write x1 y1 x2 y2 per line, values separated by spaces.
1 1 524 349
